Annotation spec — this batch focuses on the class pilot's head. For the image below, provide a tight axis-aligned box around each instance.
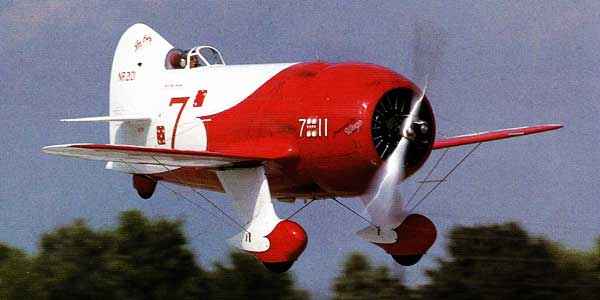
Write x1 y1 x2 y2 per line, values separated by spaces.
179 58 187 68
190 55 199 68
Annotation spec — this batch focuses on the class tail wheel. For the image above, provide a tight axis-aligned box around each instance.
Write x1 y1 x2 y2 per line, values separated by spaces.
263 261 294 273
137 191 153 199
392 255 422 266
132 174 157 199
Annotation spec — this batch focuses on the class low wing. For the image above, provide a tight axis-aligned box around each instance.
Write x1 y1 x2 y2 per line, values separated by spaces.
42 143 290 168
433 124 562 149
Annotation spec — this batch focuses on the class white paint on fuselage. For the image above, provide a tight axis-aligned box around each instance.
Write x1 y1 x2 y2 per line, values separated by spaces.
106 24 297 174
109 63 297 174
157 63 297 150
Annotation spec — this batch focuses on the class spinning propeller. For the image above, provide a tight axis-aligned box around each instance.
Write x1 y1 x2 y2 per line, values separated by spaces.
360 21 446 231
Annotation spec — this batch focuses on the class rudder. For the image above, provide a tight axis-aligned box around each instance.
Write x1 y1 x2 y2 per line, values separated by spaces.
109 23 173 145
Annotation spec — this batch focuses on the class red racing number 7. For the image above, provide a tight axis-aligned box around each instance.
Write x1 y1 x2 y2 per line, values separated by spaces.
169 97 189 149
167 90 207 149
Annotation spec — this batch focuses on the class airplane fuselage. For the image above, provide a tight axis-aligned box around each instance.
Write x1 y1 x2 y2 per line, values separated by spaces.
136 62 434 200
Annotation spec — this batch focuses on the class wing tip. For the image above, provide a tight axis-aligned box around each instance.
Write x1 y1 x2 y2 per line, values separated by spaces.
534 124 563 133
42 143 90 153
546 124 563 130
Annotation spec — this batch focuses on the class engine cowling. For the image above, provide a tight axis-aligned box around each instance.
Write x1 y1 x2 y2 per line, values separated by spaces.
291 63 436 196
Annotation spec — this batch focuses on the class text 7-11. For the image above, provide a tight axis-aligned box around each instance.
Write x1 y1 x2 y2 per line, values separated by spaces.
299 117 328 138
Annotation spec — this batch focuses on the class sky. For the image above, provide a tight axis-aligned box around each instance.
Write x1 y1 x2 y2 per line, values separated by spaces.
1 1 599 299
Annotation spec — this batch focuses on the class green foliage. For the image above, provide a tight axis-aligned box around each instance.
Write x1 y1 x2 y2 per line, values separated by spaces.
35 219 121 300
0 210 305 300
0 244 40 299
2 212 600 300
110 211 205 300
420 222 600 300
32 212 207 300
547 240 600 300
209 251 309 300
332 253 410 300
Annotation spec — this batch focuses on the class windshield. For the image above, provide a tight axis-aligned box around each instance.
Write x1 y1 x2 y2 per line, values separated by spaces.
199 47 224 65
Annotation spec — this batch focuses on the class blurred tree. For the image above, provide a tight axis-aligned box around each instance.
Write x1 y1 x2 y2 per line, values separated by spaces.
5 212 599 300
19 210 306 299
33 211 209 300
332 253 410 300
34 219 118 300
548 239 600 300
111 211 208 300
209 251 309 300
420 222 600 300
0 243 41 299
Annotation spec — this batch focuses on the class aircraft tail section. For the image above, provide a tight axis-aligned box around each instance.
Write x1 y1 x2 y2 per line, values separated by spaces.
109 23 173 145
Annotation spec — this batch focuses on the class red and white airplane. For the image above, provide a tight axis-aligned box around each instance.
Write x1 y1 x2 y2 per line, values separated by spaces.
43 24 561 272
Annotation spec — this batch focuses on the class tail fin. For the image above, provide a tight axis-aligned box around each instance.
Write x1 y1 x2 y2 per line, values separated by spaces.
109 23 173 145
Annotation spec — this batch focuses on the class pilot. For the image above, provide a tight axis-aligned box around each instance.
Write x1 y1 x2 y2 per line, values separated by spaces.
190 55 200 68
179 57 187 68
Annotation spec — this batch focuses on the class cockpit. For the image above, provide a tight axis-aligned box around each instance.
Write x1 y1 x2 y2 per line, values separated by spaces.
165 46 226 69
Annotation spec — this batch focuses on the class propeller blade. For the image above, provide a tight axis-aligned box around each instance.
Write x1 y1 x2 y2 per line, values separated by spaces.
361 82 428 227
413 20 446 85
362 137 409 227
361 21 445 229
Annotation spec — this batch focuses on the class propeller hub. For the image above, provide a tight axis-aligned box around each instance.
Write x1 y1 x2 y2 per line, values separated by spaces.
399 116 429 142
371 88 435 174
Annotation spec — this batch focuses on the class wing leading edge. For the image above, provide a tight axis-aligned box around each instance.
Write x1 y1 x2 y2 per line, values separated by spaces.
42 143 294 168
432 124 562 149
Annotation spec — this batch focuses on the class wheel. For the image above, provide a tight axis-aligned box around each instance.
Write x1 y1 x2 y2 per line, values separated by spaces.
137 191 153 199
392 255 422 266
263 261 294 273
133 174 156 199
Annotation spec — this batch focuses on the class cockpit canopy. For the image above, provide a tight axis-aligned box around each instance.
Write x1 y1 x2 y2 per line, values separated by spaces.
165 46 226 69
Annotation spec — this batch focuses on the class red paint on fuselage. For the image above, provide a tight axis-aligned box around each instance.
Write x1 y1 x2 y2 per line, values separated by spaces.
153 62 432 198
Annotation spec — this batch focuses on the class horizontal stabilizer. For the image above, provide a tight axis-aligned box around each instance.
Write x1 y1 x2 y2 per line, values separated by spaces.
42 144 290 168
433 124 562 149
61 115 152 122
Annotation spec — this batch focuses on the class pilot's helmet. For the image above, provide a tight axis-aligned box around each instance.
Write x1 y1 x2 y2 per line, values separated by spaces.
169 52 182 69
179 58 187 68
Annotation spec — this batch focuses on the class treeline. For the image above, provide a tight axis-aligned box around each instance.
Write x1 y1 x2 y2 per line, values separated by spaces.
0 211 307 300
333 223 600 300
1 211 599 300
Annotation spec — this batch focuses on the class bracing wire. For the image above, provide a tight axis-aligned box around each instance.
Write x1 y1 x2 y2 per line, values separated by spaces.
121 161 244 232
285 199 315 220
331 197 380 230
409 143 482 212
149 156 249 233
406 147 450 208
